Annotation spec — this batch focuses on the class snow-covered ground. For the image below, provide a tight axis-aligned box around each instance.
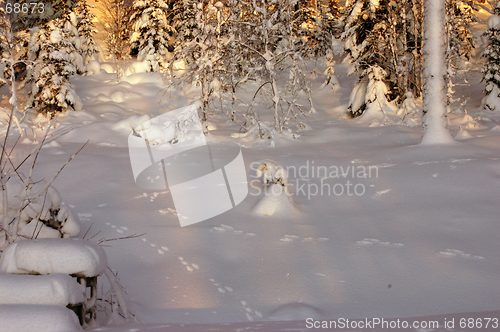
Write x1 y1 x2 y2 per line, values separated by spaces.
2 7 500 332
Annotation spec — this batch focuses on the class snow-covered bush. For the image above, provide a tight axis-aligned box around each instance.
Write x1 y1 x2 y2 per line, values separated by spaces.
482 1 500 111
0 174 80 247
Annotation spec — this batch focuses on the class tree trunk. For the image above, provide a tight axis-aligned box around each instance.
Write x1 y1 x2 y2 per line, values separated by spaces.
421 0 455 145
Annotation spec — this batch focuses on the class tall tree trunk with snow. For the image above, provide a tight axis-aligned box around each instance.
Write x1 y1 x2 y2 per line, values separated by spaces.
421 0 454 145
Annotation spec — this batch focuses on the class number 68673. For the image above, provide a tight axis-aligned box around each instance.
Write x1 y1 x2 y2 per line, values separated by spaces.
5 2 44 14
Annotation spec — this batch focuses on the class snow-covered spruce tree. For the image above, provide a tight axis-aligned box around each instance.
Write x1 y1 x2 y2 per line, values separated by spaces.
98 0 132 60
322 0 343 37
342 0 393 118
295 0 342 90
27 16 83 116
482 1 500 111
130 0 174 72
445 0 478 105
296 0 342 45
168 0 233 132
421 0 454 145
75 0 98 69
234 0 313 135
170 0 198 51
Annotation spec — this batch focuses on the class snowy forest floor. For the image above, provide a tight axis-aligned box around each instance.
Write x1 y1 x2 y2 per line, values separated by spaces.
2 8 500 332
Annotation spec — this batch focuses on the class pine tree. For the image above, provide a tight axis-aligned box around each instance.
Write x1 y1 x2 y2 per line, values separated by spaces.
481 1 500 111
75 0 98 69
27 16 82 116
130 0 173 72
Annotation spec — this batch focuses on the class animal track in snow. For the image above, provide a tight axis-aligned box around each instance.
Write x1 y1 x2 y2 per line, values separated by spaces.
438 249 484 261
207 278 261 322
78 213 92 222
139 236 170 255
413 158 476 167
279 234 329 243
178 256 199 272
134 191 168 202
104 222 129 234
374 189 392 197
211 224 256 237
374 163 397 168
356 238 403 247
158 207 177 216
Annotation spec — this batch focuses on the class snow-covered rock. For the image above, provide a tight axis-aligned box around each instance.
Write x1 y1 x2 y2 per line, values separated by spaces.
0 304 82 332
0 273 84 306
0 239 108 277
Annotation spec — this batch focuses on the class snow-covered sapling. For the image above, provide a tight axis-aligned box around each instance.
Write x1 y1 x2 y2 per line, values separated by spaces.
252 161 297 217
257 161 288 188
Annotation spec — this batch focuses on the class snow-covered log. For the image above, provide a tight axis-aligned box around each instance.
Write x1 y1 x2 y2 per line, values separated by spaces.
0 304 82 332
0 273 84 306
0 238 108 277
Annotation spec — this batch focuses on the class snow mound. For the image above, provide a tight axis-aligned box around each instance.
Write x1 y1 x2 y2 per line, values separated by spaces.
100 63 115 74
455 127 473 140
0 238 108 277
267 302 325 321
124 60 148 76
111 90 126 103
252 183 298 217
114 114 151 132
0 304 82 332
85 60 100 75
120 72 163 84
0 273 84 306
